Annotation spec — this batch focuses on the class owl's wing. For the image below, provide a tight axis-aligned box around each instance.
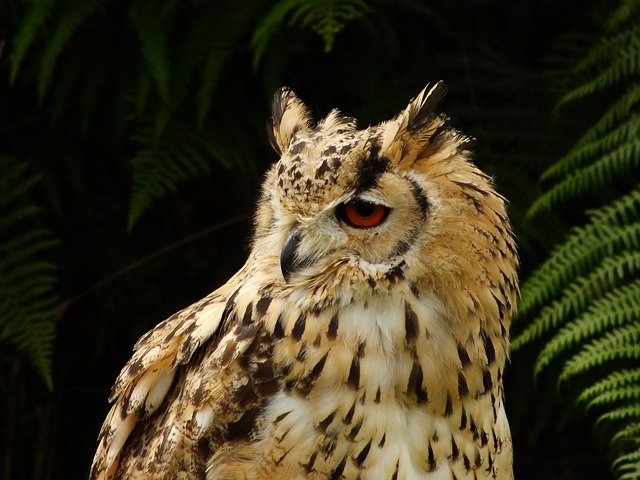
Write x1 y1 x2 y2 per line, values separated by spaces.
89 268 246 480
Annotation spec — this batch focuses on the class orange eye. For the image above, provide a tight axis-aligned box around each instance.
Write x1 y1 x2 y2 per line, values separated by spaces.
339 200 389 228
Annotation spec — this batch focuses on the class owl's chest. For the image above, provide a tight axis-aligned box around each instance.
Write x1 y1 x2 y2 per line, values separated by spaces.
259 297 467 479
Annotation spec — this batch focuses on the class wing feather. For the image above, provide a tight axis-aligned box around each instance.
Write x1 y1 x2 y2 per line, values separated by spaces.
89 271 243 480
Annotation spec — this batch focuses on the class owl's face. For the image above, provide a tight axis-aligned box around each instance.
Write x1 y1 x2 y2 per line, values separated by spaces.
253 83 515 313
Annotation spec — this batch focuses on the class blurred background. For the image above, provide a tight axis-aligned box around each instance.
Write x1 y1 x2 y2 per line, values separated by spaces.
1 0 638 478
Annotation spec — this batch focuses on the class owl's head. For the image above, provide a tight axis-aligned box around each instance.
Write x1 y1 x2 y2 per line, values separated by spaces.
253 83 517 313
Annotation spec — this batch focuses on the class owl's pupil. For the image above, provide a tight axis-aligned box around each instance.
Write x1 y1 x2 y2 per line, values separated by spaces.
354 201 375 217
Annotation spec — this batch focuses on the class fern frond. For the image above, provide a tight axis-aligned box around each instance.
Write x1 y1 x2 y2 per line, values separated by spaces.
517 186 640 317
193 4 250 127
512 252 640 349
252 0 300 68
130 0 172 104
559 322 640 382
128 126 212 229
579 368 640 407
529 139 640 216
517 222 640 319
585 385 640 413
557 26 640 107
8 0 56 83
542 112 640 182
612 422 640 480
597 404 640 425
606 0 640 30
571 84 640 152
37 0 103 98
534 280 640 376
0 158 58 390
291 0 370 52
252 0 370 66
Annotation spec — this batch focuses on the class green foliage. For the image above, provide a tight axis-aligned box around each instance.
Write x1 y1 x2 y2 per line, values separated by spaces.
513 1 640 477
0 158 58 391
252 0 370 66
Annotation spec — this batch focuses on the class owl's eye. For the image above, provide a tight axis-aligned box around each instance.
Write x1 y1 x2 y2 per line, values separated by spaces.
338 200 390 228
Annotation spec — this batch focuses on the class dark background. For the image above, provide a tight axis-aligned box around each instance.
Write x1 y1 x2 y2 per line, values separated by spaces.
0 0 627 478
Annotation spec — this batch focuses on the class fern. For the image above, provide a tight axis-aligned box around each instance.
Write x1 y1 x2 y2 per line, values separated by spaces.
8 0 55 83
252 0 370 67
513 1 640 477
529 279 640 376
130 0 172 105
0 158 58 390
128 122 239 229
37 0 104 99
578 368 640 410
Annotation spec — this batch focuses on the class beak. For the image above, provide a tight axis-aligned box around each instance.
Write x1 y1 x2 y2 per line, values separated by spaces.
280 227 302 283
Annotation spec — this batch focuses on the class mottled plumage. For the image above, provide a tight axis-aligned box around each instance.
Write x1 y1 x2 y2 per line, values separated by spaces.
90 82 519 480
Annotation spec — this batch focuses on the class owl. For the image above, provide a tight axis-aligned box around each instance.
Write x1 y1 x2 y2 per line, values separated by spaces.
90 82 519 480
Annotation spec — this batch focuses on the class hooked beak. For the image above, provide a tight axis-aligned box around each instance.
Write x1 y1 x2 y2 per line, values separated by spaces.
280 227 302 283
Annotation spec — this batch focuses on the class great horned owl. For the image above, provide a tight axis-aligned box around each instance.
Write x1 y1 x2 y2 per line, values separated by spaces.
90 82 519 480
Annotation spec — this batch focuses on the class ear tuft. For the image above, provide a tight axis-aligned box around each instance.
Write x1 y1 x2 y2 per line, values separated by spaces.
267 87 313 155
406 81 448 132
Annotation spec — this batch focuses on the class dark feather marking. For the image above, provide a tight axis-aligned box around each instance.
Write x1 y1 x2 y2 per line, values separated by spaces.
407 177 429 218
348 355 360 389
327 313 339 339
353 143 389 193
302 451 319 474
273 314 285 339
375 386 381 404
458 371 469 398
444 393 453 416
318 411 337 431
480 430 489 447
481 328 496 365
354 439 372 467
220 340 238 365
291 313 306 341
227 407 260 440
330 457 347 480
482 367 493 393
451 179 489 196
391 460 399 480
463 454 471 472
290 140 306 155
255 296 272 318
274 446 294 466
254 376 279 397
404 302 418 342
378 432 386 448
408 358 428 403
457 342 471 367
451 437 459 460
297 352 329 393
343 400 356 425
346 418 363 441
460 408 467 430
469 417 479 440
274 410 292 425
386 261 406 283
234 323 259 342
242 302 253 325
427 443 437 472
315 159 332 179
